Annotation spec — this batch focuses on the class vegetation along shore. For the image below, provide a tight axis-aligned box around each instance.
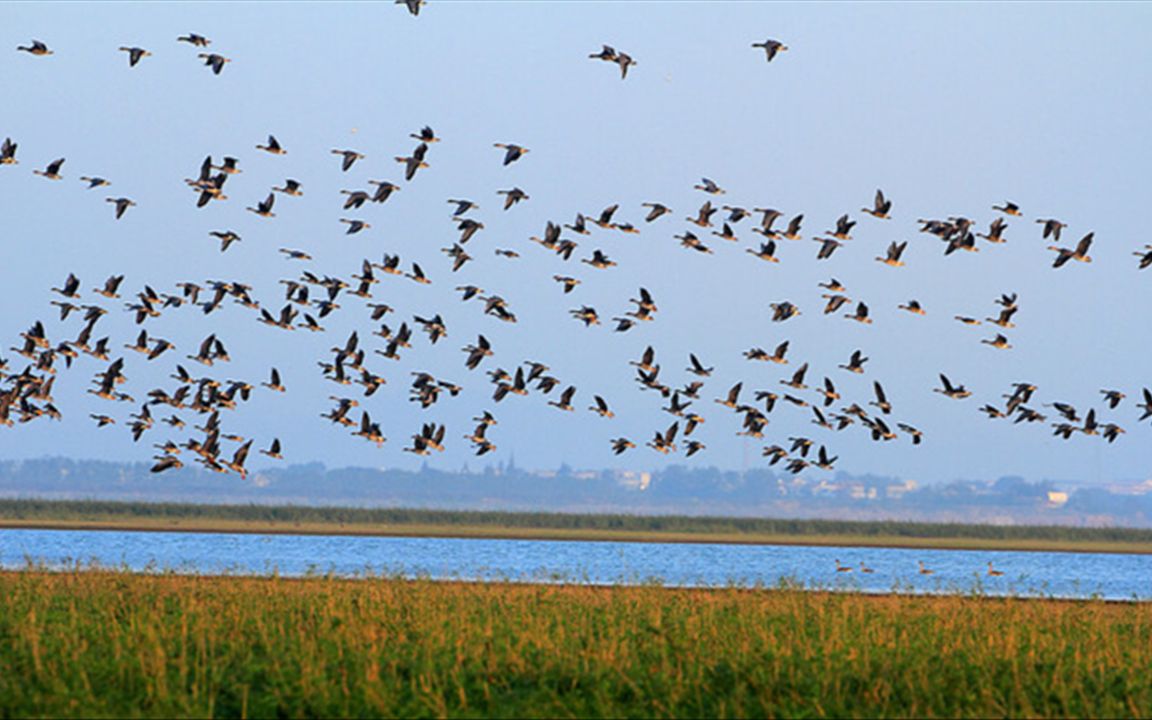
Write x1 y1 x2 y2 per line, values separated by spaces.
2 499 1151 553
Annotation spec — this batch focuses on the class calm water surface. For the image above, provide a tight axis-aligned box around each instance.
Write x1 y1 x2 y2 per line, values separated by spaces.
1 528 1149 600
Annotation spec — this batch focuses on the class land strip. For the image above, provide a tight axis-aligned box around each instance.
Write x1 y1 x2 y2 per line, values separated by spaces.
2 499 1150 553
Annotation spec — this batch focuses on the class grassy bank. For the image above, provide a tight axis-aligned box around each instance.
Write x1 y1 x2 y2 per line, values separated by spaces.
2 498 1151 553
0 570 1148 718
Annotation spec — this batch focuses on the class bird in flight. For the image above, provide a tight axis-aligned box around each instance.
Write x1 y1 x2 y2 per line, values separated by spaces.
751 39 787 62
119 46 152 67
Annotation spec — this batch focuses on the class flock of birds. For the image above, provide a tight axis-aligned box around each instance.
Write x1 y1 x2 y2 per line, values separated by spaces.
3 20 1151 484
832 559 1007 578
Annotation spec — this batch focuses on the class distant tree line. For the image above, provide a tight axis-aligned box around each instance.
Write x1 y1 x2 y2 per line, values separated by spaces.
3 498 1152 545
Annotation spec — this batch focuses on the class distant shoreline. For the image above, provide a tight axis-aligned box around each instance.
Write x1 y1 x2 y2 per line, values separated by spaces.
2 500 1150 554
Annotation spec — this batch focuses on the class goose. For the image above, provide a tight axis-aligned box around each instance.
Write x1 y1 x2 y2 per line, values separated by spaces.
498 187 529 210
813 446 837 469
862 189 891 219
256 135 286 154
780 214 804 240
610 437 635 455
898 299 925 315
992 201 1022 216
844 301 872 324
259 438 283 460
822 294 850 314
212 156 241 175
870 381 892 414
770 301 800 322
262 368 285 392
177 33 210 47
570 306 600 326
1138 388 1152 421
827 213 856 240
751 39 787 62
51 274 81 298
589 395 614 418
34 158 65 180
411 125 439 143
198 53 230 75
1036 218 1066 242
814 237 843 260
1096 387 1124 410
119 46 151 66
816 377 840 406
0 137 17 164
981 333 1012 350
340 219 371 235
781 363 809 389
106 197 135 219
714 382 743 409
1101 424 1125 443
398 0 425 16
552 275 581 294
1133 245 1152 270
17 40 53 56
859 562 875 574
548 386 576 411
711 222 738 242
1048 232 1093 268
494 142 528 165
747 240 780 262
589 203 620 229
582 249 616 269
686 201 717 227
987 562 1004 577
986 305 1018 328
686 353 713 377
918 561 934 575
762 445 788 464
274 179 303 196
457 218 485 244
934 374 971 399
589 44 617 61
978 217 1008 243
615 52 637 79
367 180 398 203
834 559 853 573
694 178 725 195
642 203 672 222
564 213 590 235
675 231 713 254
246 193 275 217
647 422 679 454
838 350 868 374
331 149 365 172
876 241 907 267
396 143 429 181
897 423 923 445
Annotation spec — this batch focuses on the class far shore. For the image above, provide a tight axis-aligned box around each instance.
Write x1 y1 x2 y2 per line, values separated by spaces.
3 516 1151 555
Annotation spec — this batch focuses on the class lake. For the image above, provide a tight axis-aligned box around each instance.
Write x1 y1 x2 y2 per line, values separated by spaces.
1 528 1148 600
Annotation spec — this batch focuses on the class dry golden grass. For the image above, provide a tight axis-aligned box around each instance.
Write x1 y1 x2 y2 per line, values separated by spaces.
0 570 1149 717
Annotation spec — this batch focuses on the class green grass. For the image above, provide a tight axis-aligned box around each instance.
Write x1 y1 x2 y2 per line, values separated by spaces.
0 570 1148 718
3 499 1152 553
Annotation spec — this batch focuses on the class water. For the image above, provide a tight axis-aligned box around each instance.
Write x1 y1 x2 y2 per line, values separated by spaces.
1 528 1148 600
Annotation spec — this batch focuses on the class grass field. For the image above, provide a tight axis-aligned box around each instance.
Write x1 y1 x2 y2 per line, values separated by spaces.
3 499 1152 554
0 570 1148 718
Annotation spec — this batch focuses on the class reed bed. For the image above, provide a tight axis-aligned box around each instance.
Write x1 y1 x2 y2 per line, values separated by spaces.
0 569 1148 718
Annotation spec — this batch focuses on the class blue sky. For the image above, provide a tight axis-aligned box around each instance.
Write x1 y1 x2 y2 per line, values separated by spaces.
1 2 1150 485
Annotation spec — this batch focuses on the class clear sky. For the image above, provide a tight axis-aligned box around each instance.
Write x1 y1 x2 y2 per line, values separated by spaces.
1 2 1150 486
